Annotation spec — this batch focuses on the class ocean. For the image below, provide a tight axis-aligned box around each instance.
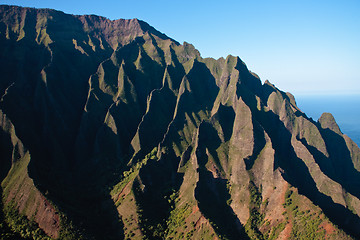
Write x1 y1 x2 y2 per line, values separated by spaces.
295 95 360 148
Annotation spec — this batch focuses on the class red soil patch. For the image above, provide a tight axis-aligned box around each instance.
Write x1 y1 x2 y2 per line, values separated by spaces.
35 195 60 239
208 162 220 178
189 205 209 228
321 221 336 238
192 205 199 214
195 215 208 228
5 177 60 238
115 181 132 203
279 221 292 240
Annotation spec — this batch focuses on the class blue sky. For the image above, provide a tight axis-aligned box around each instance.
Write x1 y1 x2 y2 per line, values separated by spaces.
2 0 360 95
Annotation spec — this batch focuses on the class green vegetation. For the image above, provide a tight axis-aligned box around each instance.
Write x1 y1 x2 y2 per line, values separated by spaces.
131 148 171 239
283 187 326 240
283 188 293 207
0 154 55 239
166 203 192 238
267 222 286 240
290 211 325 240
111 147 157 203
1 202 51 240
1 153 31 197
57 214 86 240
245 181 265 240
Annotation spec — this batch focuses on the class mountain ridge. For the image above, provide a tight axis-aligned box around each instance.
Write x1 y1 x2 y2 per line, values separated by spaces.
0 5 359 240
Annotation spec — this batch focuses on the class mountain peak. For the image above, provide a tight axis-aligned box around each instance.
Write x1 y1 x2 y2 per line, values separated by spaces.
0 4 174 50
318 112 342 134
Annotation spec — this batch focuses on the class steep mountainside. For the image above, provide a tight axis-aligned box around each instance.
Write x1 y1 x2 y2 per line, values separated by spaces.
0 5 360 240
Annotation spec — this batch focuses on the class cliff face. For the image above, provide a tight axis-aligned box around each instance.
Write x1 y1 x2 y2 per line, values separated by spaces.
0 5 359 240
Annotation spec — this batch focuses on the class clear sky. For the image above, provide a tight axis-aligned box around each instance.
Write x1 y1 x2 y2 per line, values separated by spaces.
2 0 360 95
